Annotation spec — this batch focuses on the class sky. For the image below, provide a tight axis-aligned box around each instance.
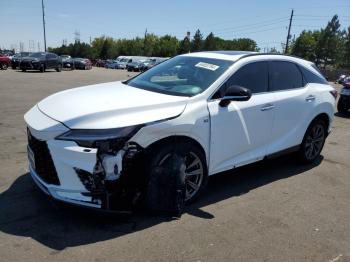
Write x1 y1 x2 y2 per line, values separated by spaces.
1 0 350 53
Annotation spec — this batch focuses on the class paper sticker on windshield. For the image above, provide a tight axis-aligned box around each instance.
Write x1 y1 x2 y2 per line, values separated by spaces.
195 62 219 71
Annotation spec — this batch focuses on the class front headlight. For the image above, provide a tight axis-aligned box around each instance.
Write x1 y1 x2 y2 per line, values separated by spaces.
56 125 143 150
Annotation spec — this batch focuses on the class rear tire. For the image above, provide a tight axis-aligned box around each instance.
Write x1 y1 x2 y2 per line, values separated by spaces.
55 64 62 72
0 63 8 70
298 119 327 163
337 97 348 114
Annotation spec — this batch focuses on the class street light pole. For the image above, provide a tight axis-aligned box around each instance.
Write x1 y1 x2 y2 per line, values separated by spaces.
41 0 47 52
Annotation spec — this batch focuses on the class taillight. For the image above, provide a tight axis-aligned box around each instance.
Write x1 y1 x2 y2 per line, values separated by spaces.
330 90 338 99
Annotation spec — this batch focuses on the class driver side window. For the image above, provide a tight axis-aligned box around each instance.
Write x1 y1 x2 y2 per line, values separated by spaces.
213 61 268 98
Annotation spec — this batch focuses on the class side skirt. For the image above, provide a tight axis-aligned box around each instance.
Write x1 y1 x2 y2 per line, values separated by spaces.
265 145 300 160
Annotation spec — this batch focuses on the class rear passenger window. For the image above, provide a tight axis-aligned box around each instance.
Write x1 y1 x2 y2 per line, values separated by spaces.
269 61 303 91
226 61 268 94
298 65 328 85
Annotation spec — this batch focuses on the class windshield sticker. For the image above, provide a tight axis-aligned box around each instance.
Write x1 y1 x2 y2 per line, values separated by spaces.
195 62 219 71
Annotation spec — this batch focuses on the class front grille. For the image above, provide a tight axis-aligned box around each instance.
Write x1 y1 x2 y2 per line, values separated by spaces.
27 129 60 185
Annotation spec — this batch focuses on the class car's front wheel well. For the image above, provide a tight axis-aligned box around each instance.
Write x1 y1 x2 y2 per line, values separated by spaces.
145 135 207 162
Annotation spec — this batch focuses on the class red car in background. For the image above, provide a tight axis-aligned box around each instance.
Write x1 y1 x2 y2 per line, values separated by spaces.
0 54 11 70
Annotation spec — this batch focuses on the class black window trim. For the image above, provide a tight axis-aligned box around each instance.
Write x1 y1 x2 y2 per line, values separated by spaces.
208 58 310 101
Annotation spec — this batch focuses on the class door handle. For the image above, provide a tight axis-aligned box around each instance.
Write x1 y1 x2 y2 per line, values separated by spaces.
306 95 316 102
261 103 275 111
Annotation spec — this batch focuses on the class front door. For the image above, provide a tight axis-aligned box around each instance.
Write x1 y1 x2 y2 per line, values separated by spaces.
208 61 275 174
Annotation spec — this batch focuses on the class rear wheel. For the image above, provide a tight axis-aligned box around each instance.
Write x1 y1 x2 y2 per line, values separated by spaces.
298 119 327 163
55 64 62 72
0 63 8 70
337 97 349 114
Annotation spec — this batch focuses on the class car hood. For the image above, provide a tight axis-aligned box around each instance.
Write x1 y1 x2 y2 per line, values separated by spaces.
37 81 189 129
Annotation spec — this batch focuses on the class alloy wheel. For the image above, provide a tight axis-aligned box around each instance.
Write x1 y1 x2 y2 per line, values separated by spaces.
158 151 204 202
304 123 325 160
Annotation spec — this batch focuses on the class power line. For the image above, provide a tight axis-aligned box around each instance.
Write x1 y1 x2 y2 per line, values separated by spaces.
205 17 288 33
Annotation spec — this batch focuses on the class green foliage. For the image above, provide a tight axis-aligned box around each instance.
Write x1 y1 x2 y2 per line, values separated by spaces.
291 15 348 69
343 27 350 68
191 29 203 52
178 36 191 54
292 30 319 61
203 32 218 51
49 30 258 59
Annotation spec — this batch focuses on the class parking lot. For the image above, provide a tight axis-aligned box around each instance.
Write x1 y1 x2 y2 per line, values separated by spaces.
0 68 349 261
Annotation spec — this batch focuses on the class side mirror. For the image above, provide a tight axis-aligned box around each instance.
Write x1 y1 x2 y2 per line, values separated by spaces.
219 85 252 107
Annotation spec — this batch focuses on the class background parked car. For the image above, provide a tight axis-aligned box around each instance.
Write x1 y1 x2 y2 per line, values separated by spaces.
0 54 11 70
20 52 62 72
139 57 169 72
105 59 119 69
115 57 129 69
73 58 92 70
1 50 15 60
11 52 32 69
104 59 114 69
338 78 350 113
60 55 75 70
127 59 147 72
95 59 106 67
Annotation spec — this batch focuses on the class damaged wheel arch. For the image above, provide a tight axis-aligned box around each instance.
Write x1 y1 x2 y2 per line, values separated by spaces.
144 136 209 216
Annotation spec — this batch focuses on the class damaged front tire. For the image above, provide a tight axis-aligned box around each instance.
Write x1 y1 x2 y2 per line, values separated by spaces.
146 142 208 217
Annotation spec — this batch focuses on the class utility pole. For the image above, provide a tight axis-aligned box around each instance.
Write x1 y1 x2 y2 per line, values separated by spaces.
284 9 294 54
41 0 47 51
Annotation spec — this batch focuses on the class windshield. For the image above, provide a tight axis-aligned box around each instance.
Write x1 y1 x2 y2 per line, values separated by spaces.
126 56 233 96
29 52 46 58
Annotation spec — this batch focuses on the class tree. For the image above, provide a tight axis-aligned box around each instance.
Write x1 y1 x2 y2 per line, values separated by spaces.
178 36 191 54
143 33 159 56
291 30 318 61
191 29 203 52
340 27 350 68
315 15 342 67
203 32 217 51
158 35 179 57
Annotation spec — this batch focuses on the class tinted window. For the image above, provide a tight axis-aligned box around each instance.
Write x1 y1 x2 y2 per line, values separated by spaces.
46 53 57 59
226 62 268 94
269 61 303 91
299 65 328 84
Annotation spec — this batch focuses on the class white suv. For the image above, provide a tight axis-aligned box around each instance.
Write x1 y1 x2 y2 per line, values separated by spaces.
25 51 336 214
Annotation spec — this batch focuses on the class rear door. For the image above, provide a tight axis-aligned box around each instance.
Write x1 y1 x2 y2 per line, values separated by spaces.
267 61 311 154
208 61 275 174
46 53 57 68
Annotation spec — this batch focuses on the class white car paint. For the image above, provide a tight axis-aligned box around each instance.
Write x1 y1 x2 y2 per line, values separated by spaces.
24 51 335 208
37 81 189 129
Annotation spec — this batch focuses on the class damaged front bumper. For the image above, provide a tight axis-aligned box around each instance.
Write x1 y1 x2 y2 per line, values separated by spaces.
27 132 145 212
29 163 102 208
